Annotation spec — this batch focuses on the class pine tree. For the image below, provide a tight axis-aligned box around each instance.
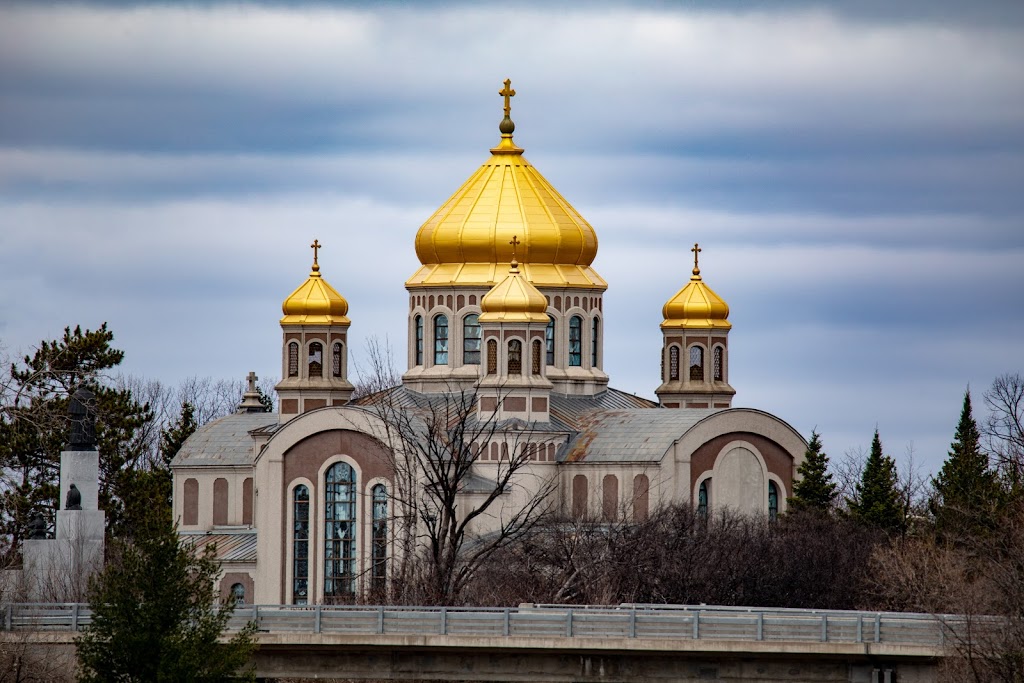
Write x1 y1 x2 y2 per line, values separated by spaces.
788 430 837 512
849 429 903 532
930 389 999 539
76 517 256 682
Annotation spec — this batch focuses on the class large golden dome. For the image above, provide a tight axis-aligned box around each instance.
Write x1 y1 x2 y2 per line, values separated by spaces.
407 81 605 290
479 253 550 324
281 240 350 326
661 245 731 330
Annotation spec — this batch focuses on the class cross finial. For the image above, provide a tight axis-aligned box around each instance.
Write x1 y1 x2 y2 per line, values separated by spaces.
499 79 516 118
246 371 258 393
310 239 321 272
691 243 702 275
509 235 521 270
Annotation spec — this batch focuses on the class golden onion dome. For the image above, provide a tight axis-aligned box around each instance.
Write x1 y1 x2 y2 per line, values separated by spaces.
281 240 351 326
479 245 550 324
407 79 606 291
661 244 731 329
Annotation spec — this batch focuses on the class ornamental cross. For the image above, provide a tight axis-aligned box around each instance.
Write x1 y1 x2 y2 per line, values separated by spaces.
509 235 521 261
499 79 516 118
311 239 321 265
246 371 258 393
691 243 701 271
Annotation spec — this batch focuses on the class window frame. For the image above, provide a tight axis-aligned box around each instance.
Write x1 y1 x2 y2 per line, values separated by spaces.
433 314 449 366
568 316 583 367
462 314 481 365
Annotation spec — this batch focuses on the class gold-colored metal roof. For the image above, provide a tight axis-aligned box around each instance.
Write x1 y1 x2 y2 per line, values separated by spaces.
661 244 731 329
407 80 605 291
479 239 550 323
281 240 350 326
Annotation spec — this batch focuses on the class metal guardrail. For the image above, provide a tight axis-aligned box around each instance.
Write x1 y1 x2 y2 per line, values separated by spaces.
0 602 966 648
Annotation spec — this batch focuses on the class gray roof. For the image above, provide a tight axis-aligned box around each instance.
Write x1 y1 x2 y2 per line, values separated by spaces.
560 408 719 463
171 412 277 467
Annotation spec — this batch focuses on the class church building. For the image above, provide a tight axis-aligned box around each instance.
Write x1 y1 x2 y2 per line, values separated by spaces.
171 81 807 605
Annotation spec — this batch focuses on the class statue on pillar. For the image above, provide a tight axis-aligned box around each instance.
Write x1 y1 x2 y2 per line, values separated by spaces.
65 484 83 511
27 511 48 540
68 387 98 451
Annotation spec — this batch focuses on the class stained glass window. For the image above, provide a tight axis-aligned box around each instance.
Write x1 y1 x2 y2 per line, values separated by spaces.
591 317 599 367
292 485 309 605
545 316 555 365
568 316 582 367
433 315 448 365
371 484 387 593
768 481 779 522
324 463 357 601
698 481 708 518
415 315 423 366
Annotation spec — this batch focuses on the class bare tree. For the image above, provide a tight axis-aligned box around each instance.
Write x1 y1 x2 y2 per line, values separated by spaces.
355 338 556 605
983 372 1024 493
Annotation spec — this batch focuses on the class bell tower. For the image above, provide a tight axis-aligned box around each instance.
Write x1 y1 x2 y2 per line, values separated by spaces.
656 243 735 409
275 239 355 422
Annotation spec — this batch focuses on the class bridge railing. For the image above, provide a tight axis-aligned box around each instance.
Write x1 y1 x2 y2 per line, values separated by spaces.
1 602 981 648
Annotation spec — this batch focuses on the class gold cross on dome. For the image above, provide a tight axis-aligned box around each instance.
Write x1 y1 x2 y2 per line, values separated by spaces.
509 235 521 260
691 243 702 271
499 79 516 118
311 239 321 265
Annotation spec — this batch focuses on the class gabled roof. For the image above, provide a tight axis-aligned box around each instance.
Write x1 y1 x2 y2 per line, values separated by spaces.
171 412 276 467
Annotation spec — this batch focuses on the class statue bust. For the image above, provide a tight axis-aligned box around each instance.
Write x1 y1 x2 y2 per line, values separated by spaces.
65 483 83 511
27 511 47 540
68 387 98 451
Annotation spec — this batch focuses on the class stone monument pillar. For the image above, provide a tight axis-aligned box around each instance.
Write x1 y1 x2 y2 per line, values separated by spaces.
23 388 106 600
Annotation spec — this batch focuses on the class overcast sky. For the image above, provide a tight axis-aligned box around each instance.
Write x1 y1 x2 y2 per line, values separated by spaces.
1 1 1022 477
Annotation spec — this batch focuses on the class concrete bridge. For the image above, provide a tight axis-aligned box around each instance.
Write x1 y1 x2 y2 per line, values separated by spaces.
2 603 953 681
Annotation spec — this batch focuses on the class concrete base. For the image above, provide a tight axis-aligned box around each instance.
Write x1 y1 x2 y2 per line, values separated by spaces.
22 511 105 601
59 450 99 511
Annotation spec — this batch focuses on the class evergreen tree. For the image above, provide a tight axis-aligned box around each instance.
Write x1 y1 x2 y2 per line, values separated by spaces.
0 324 152 560
76 517 256 682
788 430 837 512
849 429 903 532
930 389 999 539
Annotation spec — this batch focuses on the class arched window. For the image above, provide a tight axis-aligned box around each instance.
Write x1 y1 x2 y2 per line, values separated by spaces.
324 463 357 601
230 583 245 606
309 342 323 378
508 339 522 375
568 316 583 367
433 315 449 365
602 474 618 521
572 475 588 519
371 484 387 592
531 339 542 376
768 481 779 521
414 315 424 366
463 314 481 365
183 478 198 526
545 316 555 365
292 484 309 605
288 342 299 377
669 346 680 381
698 480 709 518
486 339 498 375
332 342 342 378
714 346 724 382
591 317 600 367
633 474 650 522
689 345 704 381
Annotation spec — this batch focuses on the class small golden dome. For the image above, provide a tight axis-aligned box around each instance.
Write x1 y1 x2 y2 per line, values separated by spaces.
479 241 550 324
281 240 351 326
661 244 731 329
407 80 606 291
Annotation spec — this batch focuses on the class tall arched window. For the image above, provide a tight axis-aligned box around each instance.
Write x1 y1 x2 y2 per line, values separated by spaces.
568 316 583 367
415 315 424 365
332 342 342 378
292 485 309 605
714 346 724 381
231 583 245 606
669 346 680 381
485 338 498 375
288 342 299 377
572 475 588 519
591 317 600 367
689 345 704 381
308 342 323 378
433 315 449 365
545 316 555 365
463 314 481 365
324 463 357 601
768 481 779 521
531 339 542 376
371 484 388 592
698 480 709 518
508 339 522 375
